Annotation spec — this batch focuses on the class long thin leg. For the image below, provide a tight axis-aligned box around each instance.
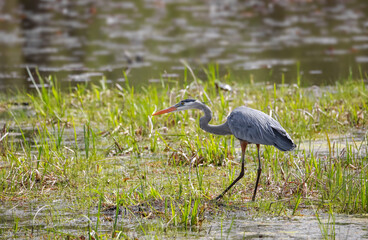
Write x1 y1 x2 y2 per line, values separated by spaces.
252 144 262 201
216 141 247 200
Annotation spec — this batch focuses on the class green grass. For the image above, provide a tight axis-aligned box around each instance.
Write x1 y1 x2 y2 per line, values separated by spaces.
0 65 367 238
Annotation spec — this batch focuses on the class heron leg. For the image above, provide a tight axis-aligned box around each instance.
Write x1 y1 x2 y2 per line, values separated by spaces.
252 144 262 201
215 141 247 200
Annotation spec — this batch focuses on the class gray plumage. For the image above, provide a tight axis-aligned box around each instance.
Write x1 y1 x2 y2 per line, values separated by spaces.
227 106 296 151
153 99 296 201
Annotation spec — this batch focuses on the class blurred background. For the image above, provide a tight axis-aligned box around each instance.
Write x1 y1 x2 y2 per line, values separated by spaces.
0 0 367 91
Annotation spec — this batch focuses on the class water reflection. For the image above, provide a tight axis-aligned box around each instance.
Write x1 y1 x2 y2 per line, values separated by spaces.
0 0 367 90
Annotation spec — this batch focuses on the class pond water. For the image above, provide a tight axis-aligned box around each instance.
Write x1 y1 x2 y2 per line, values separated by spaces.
1 0 368 91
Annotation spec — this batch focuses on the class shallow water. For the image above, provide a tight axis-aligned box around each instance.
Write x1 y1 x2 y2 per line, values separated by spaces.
205 214 368 239
0 0 368 90
1 202 368 239
299 130 368 159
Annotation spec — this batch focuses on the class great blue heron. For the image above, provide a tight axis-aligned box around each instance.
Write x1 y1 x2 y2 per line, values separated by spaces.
152 99 296 201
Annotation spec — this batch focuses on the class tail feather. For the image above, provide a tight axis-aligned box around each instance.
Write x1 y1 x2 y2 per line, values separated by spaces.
272 127 296 151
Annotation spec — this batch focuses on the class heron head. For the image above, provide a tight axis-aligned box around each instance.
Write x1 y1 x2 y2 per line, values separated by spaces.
152 99 199 116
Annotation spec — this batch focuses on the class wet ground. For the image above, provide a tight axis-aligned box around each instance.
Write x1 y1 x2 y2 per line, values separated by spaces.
0 126 367 239
299 130 368 159
1 201 368 239
1 0 368 90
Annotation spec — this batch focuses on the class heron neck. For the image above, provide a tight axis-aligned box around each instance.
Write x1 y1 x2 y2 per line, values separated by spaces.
198 104 232 136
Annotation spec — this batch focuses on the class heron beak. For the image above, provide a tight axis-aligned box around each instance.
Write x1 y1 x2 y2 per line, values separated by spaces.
152 106 177 116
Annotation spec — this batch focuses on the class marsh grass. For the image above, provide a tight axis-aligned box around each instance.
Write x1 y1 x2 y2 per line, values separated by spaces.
0 66 367 238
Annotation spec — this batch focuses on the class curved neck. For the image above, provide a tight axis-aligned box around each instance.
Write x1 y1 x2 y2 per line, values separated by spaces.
197 104 232 135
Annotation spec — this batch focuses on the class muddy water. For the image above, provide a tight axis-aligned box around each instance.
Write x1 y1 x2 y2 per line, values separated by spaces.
299 130 368 159
1 203 368 239
205 213 368 239
0 0 368 90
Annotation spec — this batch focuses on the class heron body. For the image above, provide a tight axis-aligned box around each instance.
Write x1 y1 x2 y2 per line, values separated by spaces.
153 99 296 201
227 106 295 151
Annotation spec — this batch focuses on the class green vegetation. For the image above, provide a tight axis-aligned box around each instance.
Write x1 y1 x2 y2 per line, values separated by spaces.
0 66 367 238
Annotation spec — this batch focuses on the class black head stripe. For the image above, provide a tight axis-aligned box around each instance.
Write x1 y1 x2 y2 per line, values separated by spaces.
182 99 196 103
176 99 196 107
